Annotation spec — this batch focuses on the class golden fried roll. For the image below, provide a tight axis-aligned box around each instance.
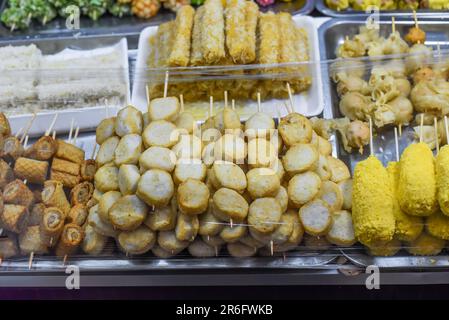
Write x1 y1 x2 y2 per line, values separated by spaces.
137 169 174 207
3 179 34 209
177 179 210 215
13 157 49 185
117 225 156 255
2 136 24 162
1 204 29 233
55 223 84 256
367 239 401 257
115 105 143 137
246 168 280 199
0 237 19 258
52 157 80 176
0 112 11 137
248 197 282 234
386 162 423 242
436 145 449 216
55 140 85 164
212 187 249 222
426 210 449 241
98 190 121 223
94 166 119 193
406 232 446 256
278 113 313 147
28 203 46 226
19 226 48 255
258 12 279 66
0 159 14 189
353 156 395 246
40 207 65 247
168 5 195 67
24 136 57 161
96 117 116 145
190 6 205 65
144 205 177 231
175 212 199 241
201 0 226 64
82 224 108 256
70 181 94 206
41 180 71 215
66 204 88 226
80 160 96 182
109 195 148 231
50 169 80 189
398 143 437 217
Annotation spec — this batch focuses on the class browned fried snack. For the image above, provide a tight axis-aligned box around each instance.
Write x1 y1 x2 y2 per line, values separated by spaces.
55 140 85 164
55 223 84 257
0 159 14 190
50 170 80 189
52 158 80 176
41 180 71 215
19 225 48 255
3 179 34 209
0 113 11 137
66 204 88 226
13 157 49 184
80 160 96 182
31 188 42 203
0 204 29 233
405 27 426 45
28 203 46 226
24 136 57 161
40 207 65 247
70 182 94 206
2 136 24 162
85 198 98 211
0 237 19 258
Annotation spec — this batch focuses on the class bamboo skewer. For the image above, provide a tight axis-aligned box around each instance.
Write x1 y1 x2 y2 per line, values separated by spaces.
369 116 374 156
45 113 58 137
180 94 184 112
419 113 424 143
224 91 228 109
394 127 400 162
20 113 36 144
68 119 75 143
163 71 169 98
445 116 449 145
435 118 440 154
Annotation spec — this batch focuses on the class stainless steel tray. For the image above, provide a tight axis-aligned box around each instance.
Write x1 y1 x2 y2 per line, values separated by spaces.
315 0 449 18
319 18 449 269
0 0 314 41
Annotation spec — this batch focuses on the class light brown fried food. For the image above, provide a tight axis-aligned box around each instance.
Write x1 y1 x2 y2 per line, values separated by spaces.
24 136 57 161
158 230 189 253
118 164 140 195
40 207 65 247
109 195 149 231
2 136 24 162
172 134 203 160
227 242 256 257
13 157 48 185
213 133 246 164
144 205 177 231
287 171 321 208
0 159 14 189
212 187 249 222
117 225 156 255
314 154 331 181
0 112 11 137
188 238 218 257
1 204 29 233
3 179 34 209
137 169 174 207
28 203 46 226
246 167 280 199
87 204 118 238
139 146 176 173
338 179 353 210
114 134 143 166
115 105 143 137
50 170 80 189
41 180 71 215
247 138 277 169
80 160 96 182
66 204 88 226
173 160 207 185
55 140 85 165
148 97 180 122
52 157 80 176
18 226 48 255
82 224 108 256
326 210 356 246
327 156 351 183
220 223 247 243
248 197 282 234
299 199 332 236
55 223 84 257
96 136 120 167
177 179 210 215
69 182 94 207
282 143 318 175
273 209 304 252
98 190 121 223
318 180 344 212
175 212 199 241
211 161 246 193
96 117 116 145
278 113 313 147
94 166 119 193
274 185 288 213
198 200 224 236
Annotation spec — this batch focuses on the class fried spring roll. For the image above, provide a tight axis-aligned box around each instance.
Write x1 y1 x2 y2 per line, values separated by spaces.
13 157 49 184
201 0 226 64
29 203 46 226
155 21 176 68
258 12 279 66
24 136 57 161
2 136 24 162
19 225 48 255
41 180 71 215
225 0 247 63
50 170 80 189
66 204 88 226
70 182 94 206
52 158 80 176
190 6 205 66
80 160 96 182
0 237 19 258
0 112 11 137
3 179 34 209
40 207 65 247
55 223 84 257
278 13 300 64
168 5 195 67
55 140 85 164
244 1 258 63
0 159 14 189
0 204 29 233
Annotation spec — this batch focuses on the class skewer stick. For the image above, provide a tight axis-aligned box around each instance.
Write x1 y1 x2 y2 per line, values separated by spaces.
209 96 214 118
20 113 36 143
419 113 424 143
145 85 150 107
52 130 56 140
180 94 184 112
28 252 34 270
63 254 68 266
394 127 400 162
257 92 262 113
413 10 419 29
43 15 47 26
445 116 449 145
68 119 74 143
45 113 58 137
15 127 23 138
163 71 169 98
286 83 294 112
11 24 15 32
398 123 402 137
391 17 396 34
91 143 98 159
230 218 233 229
0 257 2 266
284 102 293 115
270 240 274 257
231 99 235 110
434 117 440 154
72 127 80 145
23 136 29 149
224 91 228 109
369 116 374 156
23 179 27 185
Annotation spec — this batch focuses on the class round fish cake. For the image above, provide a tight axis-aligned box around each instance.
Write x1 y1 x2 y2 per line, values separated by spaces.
288 172 321 208
136 169 174 207
248 197 282 234
212 188 249 222
246 168 280 199
143 120 178 148
177 179 210 215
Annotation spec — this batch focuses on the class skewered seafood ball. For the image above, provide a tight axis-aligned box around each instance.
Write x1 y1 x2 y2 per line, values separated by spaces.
96 136 120 167
278 113 313 147
143 120 178 148
288 171 321 208
158 230 189 253
213 133 246 163
199 200 224 236
118 164 141 195
247 138 277 169
248 197 282 234
244 112 275 140
175 111 197 135
137 169 174 207
109 195 149 231
148 97 180 122
173 160 207 185
144 205 177 231
96 117 116 145
338 179 353 210
327 156 351 183
212 187 249 222
405 43 433 74
82 224 108 255
318 180 344 212
172 134 203 160
337 37 365 58
282 143 318 175
326 210 356 246
211 161 247 193
88 204 118 238
227 242 257 257
175 212 199 241
274 185 288 213
114 134 143 166
115 105 143 137
188 239 217 257
220 224 247 243
117 225 156 255
98 191 121 223
177 179 210 215
246 168 280 199
336 75 371 97
139 147 177 173
94 165 119 193
299 199 332 236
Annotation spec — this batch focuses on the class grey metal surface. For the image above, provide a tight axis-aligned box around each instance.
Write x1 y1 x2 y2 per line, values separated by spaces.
315 0 449 18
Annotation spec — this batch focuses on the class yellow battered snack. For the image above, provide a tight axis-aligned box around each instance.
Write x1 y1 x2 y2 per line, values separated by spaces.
352 155 395 246
386 162 423 242
406 232 446 256
426 210 449 240
436 145 449 216
366 238 401 257
398 143 437 217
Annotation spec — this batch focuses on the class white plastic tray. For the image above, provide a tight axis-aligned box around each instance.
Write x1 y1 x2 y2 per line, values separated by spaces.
7 38 130 137
132 15 323 119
